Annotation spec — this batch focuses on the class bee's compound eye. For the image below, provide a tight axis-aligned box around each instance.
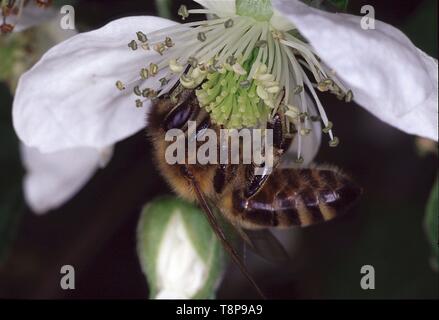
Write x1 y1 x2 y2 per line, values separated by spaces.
163 103 193 130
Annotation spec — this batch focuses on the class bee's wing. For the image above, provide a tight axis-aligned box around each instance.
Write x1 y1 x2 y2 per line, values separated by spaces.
235 226 290 263
185 168 266 299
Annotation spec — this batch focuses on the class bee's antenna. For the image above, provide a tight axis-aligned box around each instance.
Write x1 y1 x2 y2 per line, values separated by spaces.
182 166 267 300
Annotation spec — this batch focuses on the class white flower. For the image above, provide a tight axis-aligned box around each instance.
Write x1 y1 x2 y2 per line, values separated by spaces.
272 0 438 141
2 1 78 213
21 146 112 214
137 197 223 299
12 0 438 212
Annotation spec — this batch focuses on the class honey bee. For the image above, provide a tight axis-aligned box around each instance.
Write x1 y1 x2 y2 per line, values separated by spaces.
147 87 361 298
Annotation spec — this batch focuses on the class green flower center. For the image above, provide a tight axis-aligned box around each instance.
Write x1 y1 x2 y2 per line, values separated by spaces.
195 49 270 128
236 0 274 22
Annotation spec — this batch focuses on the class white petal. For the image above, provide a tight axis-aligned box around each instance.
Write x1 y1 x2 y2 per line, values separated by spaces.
21 145 113 214
194 0 236 17
156 213 208 299
6 3 56 32
13 16 177 153
273 0 438 141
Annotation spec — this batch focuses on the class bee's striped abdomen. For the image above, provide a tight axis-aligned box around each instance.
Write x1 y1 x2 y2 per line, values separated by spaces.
231 168 362 228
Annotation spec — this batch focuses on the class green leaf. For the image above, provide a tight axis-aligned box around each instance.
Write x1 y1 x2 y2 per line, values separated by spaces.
425 176 439 271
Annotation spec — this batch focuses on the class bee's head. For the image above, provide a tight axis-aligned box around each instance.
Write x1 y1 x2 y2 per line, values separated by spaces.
147 89 199 134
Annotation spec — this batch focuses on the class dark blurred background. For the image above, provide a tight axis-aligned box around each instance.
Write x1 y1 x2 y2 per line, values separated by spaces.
0 0 437 299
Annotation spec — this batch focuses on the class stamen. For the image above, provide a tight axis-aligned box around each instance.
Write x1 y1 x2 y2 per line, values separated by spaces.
345 90 353 102
140 68 149 80
178 5 189 20
160 77 170 86
293 85 303 94
134 86 142 96
153 43 166 55
149 63 158 76
115 81 126 91
197 32 207 42
128 40 138 51
322 121 333 133
136 31 148 43
329 137 340 147
114 2 353 156
224 19 234 28
294 156 304 164
164 37 174 48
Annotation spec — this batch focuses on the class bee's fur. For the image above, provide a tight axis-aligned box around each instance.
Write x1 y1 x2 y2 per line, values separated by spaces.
147 89 362 229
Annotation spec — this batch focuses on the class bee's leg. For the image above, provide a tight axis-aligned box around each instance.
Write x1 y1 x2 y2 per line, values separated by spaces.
213 164 238 194
213 164 227 194
267 113 293 157
181 164 266 299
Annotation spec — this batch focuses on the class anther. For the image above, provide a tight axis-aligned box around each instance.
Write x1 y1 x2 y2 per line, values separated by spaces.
322 121 333 133
299 112 309 123
294 156 304 164
345 90 353 103
140 68 149 79
153 43 166 55
159 77 170 86
180 74 195 88
0 23 14 34
225 56 236 66
169 59 183 73
149 63 158 76
136 31 148 43
134 86 142 96
317 79 333 92
142 89 150 97
165 37 174 48
178 5 189 20
197 32 207 42
224 19 234 28
240 80 251 89
255 40 267 48
300 128 311 136
115 81 126 91
293 85 303 95
329 136 340 147
271 30 285 41
128 40 138 50
135 99 143 108
310 115 321 122
187 57 198 67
